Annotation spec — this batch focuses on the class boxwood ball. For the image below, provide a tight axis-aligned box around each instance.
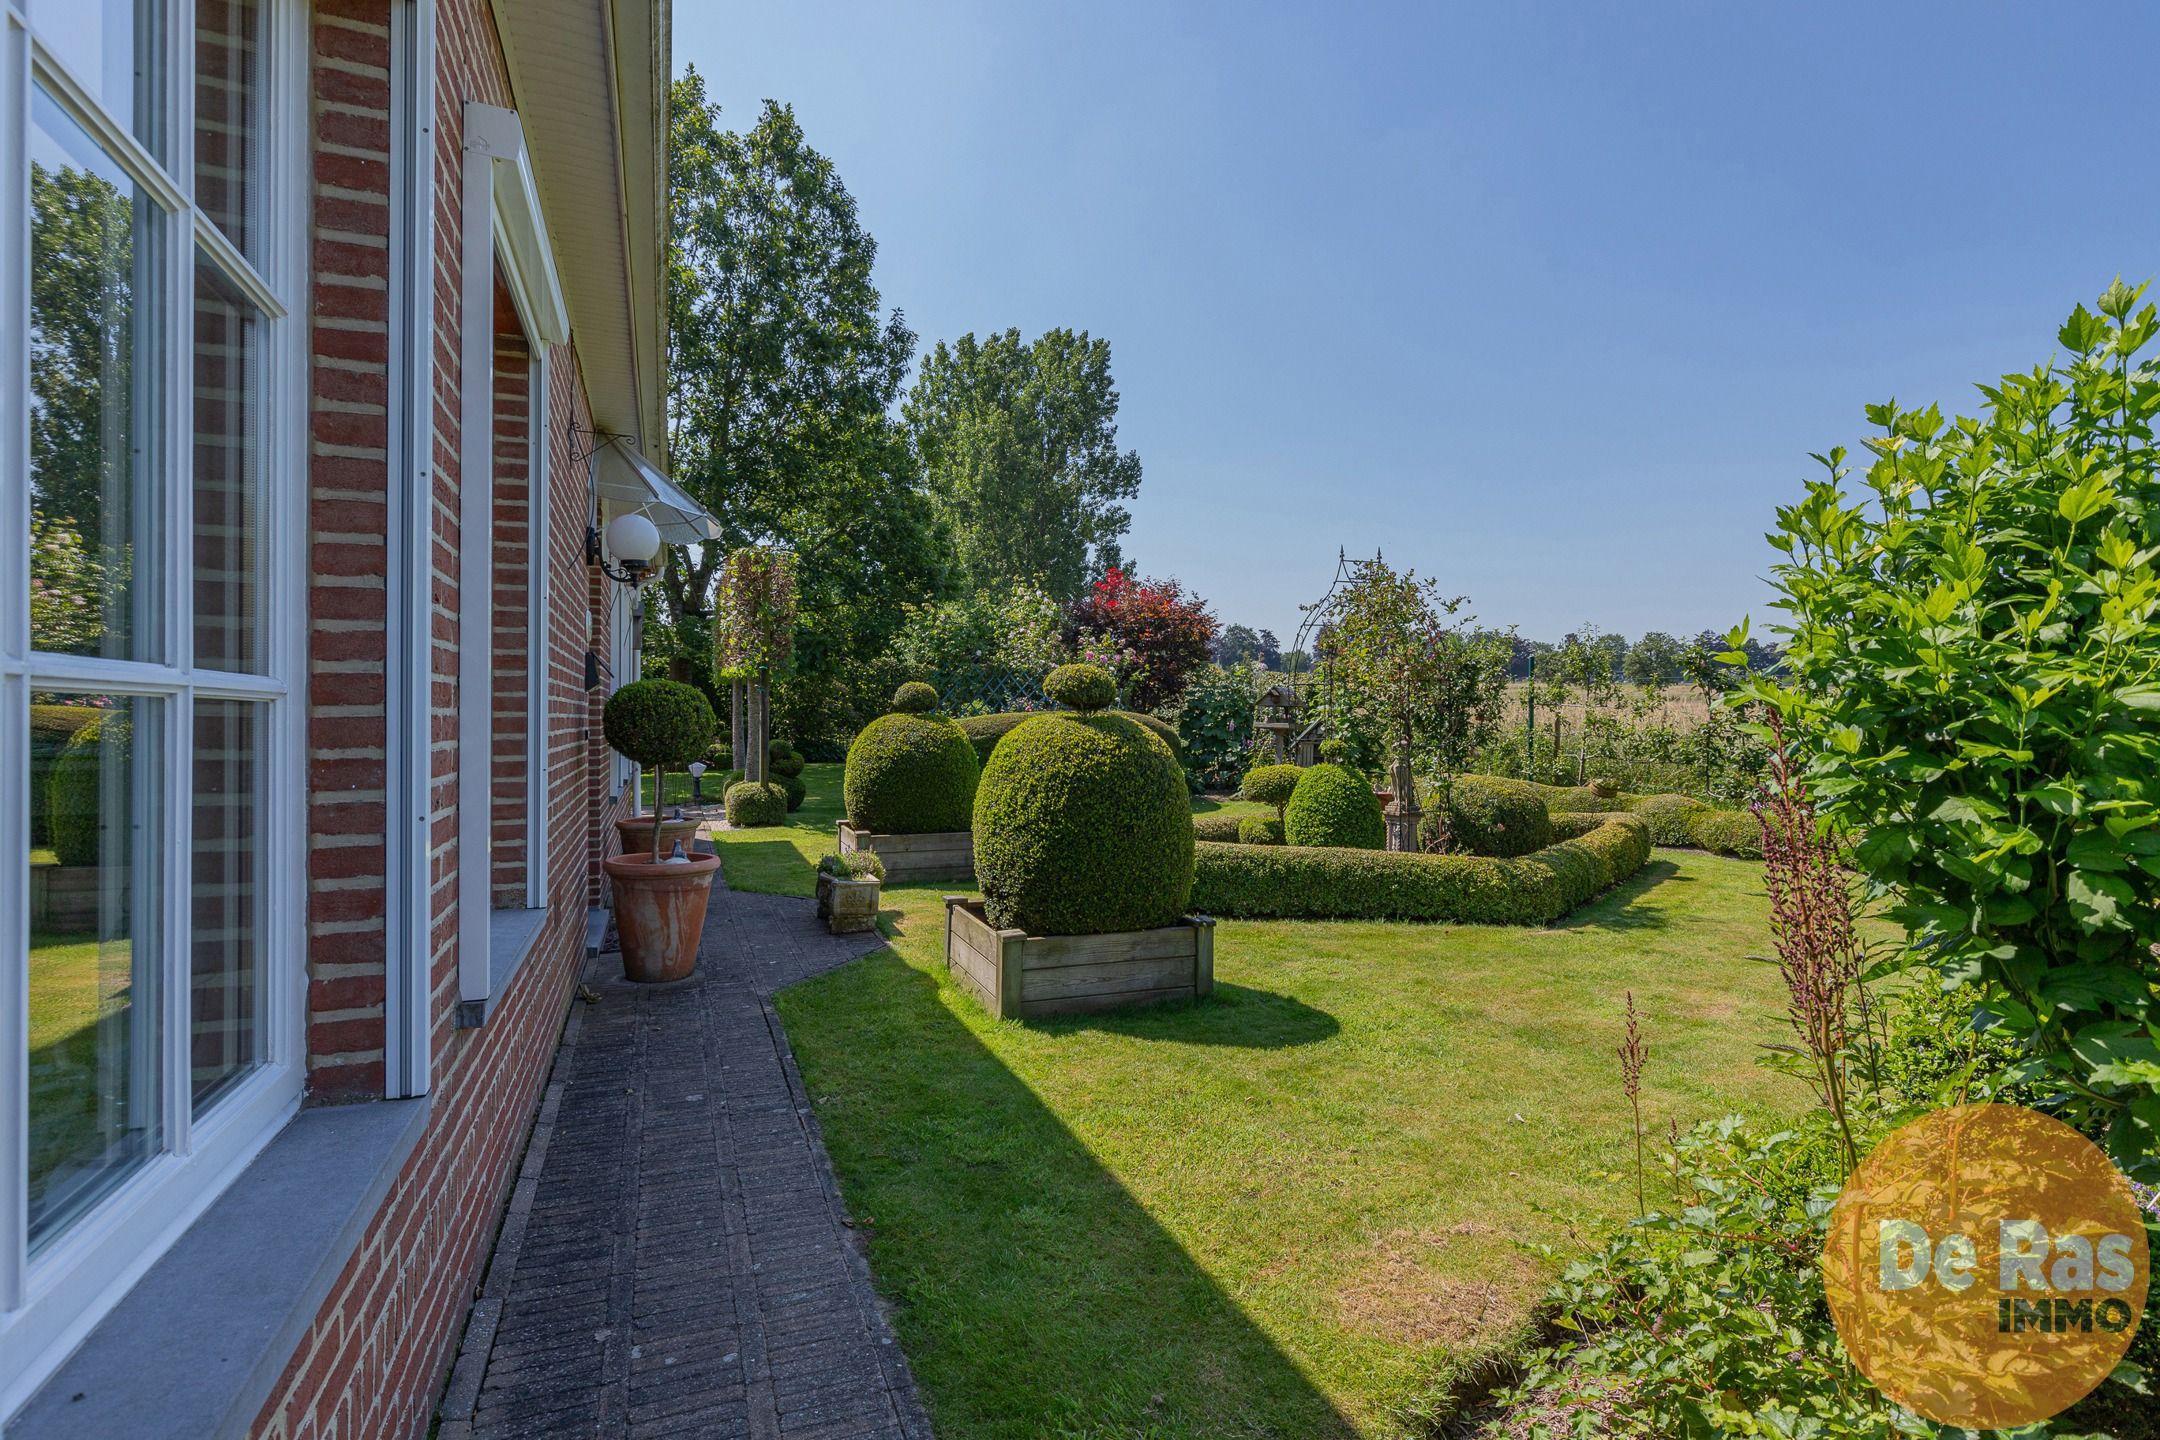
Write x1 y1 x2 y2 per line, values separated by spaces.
844 711 980 834
973 710 1193 936
1283 762 1385 850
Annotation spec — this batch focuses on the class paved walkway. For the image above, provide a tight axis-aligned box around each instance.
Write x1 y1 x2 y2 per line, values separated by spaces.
436 875 933 1440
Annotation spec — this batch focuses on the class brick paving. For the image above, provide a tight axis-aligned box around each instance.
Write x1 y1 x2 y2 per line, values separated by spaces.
436 874 933 1440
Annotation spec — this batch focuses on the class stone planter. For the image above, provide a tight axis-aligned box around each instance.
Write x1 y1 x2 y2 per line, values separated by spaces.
602 851 721 983
942 897 1214 1021
815 873 882 935
616 813 702 858
836 820 973 884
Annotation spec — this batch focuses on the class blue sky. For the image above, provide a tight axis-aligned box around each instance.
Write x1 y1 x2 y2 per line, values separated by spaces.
676 2 2160 647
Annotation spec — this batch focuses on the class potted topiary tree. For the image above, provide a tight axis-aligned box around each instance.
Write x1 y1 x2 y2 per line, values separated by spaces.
838 681 981 882
947 663 1213 1019
601 679 721 983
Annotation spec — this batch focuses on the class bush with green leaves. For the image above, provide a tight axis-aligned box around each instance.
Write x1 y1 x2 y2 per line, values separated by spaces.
890 681 939 714
703 741 733 771
1237 763 1302 819
778 770 806 811
1191 812 1245 843
1043 661 1118 711
1282 763 1384 849
1434 774 1552 858
958 707 1179 768
818 850 885 881
1759 282 2160 1168
1171 661 1262 791
1627 790 1708 844
48 715 127 867
1195 813 1649 924
31 703 100 847
1236 815 1284 846
972 707 1192 936
1685 804 1762 859
604 679 716 770
724 780 789 829
768 744 805 780
843 708 979 835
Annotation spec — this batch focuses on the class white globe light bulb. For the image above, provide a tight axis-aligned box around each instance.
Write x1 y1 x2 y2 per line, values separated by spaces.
604 510 662 566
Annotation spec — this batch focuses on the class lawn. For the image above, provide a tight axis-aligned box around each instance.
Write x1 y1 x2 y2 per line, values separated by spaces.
714 764 1795 1438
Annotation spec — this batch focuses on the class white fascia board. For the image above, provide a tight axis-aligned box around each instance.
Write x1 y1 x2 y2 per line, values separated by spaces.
463 101 569 345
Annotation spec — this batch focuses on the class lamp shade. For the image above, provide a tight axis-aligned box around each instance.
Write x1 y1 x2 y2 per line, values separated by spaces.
604 510 663 565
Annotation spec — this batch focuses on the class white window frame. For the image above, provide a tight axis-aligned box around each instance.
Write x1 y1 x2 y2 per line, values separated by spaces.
455 101 564 1014
0 0 308 1415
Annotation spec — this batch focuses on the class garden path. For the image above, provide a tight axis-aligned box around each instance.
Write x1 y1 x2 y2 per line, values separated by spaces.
435 867 933 1440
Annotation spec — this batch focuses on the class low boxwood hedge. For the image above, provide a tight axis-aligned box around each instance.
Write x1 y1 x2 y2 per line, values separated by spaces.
1191 812 1246 843
1473 775 1764 860
1237 815 1285 846
1192 813 1651 925
1628 791 1709 845
1686 805 1763 859
725 780 789 828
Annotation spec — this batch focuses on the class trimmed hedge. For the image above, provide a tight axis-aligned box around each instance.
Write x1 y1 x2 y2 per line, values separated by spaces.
958 708 1181 768
973 711 1192 936
49 717 127 867
1283 763 1384 850
725 780 789 828
1629 792 1709 845
769 742 805 779
1237 815 1285 846
1547 811 1609 841
844 712 980 834
1686 805 1763 859
1534 781 1629 814
1193 814 1652 925
31 704 100 847
779 770 807 812
1482 775 1764 860
1436 775 1552 858
1192 812 1246 843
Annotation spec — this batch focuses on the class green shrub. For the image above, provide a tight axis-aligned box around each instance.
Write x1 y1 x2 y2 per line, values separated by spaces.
1546 811 1607 842
1628 791 1709 845
724 780 788 828
1531 780 1629 814
769 743 805 779
603 679 715 769
1318 738 1351 765
819 850 885 881
702 741 733 771
1236 815 1284 846
973 711 1192 935
1686 805 1762 858
30 703 100 847
48 716 129 867
891 680 940 714
779 770 806 812
1238 763 1301 816
1043 662 1118 711
844 711 979 834
1193 814 1650 924
1437 775 1552 858
959 708 1178 768
1191 813 1245 843
1282 763 1384 849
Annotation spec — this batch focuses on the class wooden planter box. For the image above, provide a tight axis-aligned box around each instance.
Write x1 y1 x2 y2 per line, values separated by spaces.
30 865 110 932
837 820 974 884
942 897 1214 1020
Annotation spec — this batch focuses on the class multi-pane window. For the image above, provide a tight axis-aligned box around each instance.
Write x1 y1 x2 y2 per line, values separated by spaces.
3 0 297 1405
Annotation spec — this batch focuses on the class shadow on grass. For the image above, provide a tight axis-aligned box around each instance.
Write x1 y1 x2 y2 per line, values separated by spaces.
1554 859 1684 933
1034 980 1339 1049
777 949 1362 1438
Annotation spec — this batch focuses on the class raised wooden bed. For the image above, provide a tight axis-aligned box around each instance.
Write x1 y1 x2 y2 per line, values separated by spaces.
942 896 1215 1020
837 820 973 884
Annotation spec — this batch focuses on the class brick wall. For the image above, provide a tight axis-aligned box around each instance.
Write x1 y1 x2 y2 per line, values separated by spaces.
489 274 532 908
260 0 629 1433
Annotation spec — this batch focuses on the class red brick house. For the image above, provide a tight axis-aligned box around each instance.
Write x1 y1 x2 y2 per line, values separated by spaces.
0 1 700 1433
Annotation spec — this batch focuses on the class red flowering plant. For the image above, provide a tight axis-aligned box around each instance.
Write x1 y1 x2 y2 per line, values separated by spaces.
1064 567 1217 712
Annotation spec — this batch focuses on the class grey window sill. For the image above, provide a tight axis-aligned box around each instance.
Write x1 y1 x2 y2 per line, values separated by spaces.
6 1097 430 1440
459 907 549 1029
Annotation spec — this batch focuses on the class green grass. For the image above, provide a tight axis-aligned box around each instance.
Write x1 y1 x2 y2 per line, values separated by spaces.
637 768 741 812
714 765 1795 1438
28 931 131 1196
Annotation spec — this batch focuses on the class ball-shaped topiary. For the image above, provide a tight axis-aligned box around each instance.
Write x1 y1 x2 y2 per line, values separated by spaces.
769 743 805 779
844 711 980 834
1440 775 1554 858
973 711 1192 935
1239 763 1302 817
779 770 807 812
1237 814 1285 846
960 707 1179 767
603 679 715 770
891 681 940 714
1282 763 1385 849
48 716 128 867
1043 662 1117 712
725 780 788 828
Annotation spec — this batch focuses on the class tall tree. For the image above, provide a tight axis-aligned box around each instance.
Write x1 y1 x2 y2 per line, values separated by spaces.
1624 630 1685 686
661 73 941 738
904 327 1142 602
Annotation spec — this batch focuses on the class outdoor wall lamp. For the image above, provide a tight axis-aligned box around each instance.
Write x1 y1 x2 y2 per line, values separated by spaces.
588 510 662 586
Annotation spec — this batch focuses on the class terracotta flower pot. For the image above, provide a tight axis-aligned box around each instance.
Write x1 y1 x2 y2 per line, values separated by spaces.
603 851 721 983
615 813 702 857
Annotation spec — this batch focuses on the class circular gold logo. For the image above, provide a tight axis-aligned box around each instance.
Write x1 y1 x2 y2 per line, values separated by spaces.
1822 1104 2149 1428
